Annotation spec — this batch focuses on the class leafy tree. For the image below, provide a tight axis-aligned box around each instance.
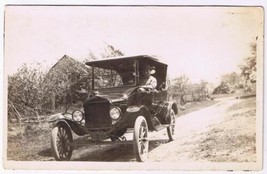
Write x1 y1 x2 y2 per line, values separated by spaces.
200 80 208 91
169 75 189 94
239 42 257 84
221 72 240 87
170 76 209 94
8 63 46 120
212 81 234 94
101 44 124 58
84 44 124 63
170 75 210 104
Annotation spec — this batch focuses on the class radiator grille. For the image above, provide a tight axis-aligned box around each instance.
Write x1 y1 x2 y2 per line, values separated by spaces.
84 100 111 128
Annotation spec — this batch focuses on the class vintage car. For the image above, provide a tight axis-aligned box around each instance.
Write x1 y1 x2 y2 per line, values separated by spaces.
47 55 178 162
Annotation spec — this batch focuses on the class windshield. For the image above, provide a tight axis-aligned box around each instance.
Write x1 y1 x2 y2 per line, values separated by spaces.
93 60 136 89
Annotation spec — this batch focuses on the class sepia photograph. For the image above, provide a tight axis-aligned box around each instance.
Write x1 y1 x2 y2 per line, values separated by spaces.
3 4 264 171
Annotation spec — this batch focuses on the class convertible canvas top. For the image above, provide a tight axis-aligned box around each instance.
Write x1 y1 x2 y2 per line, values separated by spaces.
85 55 167 67
86 55 168 88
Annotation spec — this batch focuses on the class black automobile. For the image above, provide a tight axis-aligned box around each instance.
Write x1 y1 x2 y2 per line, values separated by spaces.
47 55 178 162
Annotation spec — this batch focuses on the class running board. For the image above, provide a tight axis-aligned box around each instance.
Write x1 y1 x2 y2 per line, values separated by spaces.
154 124 169 131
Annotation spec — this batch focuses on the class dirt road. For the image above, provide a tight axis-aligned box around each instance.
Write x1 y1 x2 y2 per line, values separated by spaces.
70 97 256 162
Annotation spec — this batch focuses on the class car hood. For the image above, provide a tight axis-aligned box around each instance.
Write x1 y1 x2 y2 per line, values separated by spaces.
93 86 137 102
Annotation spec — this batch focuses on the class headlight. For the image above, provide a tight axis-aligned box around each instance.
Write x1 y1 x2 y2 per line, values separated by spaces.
72 110 84 122
109 107 121 120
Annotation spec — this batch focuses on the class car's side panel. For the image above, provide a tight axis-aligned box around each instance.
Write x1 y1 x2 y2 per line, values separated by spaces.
128 89 168 112
152 90 168 103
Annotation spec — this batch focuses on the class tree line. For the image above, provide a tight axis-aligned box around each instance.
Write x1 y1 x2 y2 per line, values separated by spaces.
213 42 257 94
8 45 124 123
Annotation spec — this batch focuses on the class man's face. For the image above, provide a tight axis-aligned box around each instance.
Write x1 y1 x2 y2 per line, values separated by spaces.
145 68 150 78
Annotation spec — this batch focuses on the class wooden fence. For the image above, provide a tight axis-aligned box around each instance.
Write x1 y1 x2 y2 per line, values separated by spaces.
8 101 50 125
169 91 208 105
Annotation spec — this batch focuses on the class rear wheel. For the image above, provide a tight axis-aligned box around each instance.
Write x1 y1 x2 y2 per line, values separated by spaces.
167 109 176 141
133 116 149 162
51 123 73 161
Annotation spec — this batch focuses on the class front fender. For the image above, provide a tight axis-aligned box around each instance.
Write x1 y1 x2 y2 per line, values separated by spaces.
47 113 87 136
110 105 154 132
125 105 153 129
47 113 66 123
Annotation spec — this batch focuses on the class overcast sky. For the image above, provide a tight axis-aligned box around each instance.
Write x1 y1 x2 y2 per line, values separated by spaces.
4 6 263 84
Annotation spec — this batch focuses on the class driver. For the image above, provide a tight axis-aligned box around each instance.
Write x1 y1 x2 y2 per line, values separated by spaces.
140 65 157 90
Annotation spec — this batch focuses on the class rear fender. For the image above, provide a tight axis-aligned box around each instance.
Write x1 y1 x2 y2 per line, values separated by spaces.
168 101 178 115
155 101 178 124
48 113 87 136
166 102 178 123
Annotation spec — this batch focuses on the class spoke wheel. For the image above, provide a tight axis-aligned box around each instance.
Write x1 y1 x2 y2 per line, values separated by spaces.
133 116 149 162
51 124 73 161
167 109 176 141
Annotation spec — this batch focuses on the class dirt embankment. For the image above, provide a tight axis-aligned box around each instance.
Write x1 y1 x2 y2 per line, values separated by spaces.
147 97 256 162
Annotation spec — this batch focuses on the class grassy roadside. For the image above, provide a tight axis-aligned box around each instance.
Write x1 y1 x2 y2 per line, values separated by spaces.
193 97 257 162
7 123 54 161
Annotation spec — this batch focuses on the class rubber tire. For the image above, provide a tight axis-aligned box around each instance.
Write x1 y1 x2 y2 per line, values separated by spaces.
51 123 73 161
167 109 176 141
133 116 149 162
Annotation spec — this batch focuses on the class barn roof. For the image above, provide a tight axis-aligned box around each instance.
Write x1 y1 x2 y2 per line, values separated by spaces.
44 55 91 83
49 55 90 72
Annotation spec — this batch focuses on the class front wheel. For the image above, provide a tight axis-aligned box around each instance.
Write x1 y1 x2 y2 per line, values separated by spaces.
51 123 73 161
167 109 176 141
133 116 149 162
